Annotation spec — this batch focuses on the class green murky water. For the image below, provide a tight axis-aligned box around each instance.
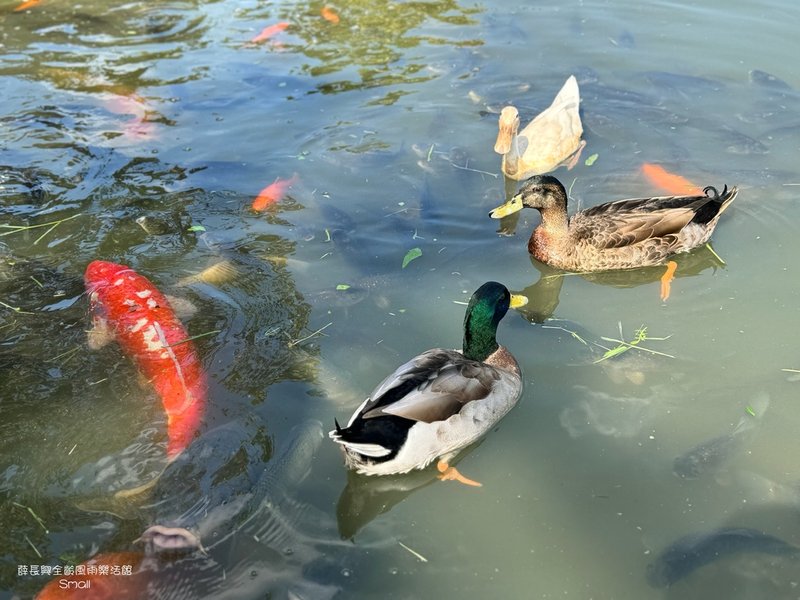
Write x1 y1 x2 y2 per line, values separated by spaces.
2 0 800 598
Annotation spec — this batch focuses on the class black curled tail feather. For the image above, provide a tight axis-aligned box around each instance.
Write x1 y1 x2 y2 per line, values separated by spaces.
692 184 736 225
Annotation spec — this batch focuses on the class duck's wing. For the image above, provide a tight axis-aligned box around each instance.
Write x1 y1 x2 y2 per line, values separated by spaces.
359 349 502 424
574 194 711 249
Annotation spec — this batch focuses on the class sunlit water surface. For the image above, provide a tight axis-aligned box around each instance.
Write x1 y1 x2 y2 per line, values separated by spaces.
2 0 800 598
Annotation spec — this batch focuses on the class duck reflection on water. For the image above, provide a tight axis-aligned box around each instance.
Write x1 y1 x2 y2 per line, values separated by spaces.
335 440 483 540
511 244 727 325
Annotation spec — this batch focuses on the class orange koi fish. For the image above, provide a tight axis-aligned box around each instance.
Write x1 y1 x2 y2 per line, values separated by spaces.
251 174 298 211
250 21 290 44
641 163 703 195
14 0 42 11
321 6 340 24
84 261 207 459
34 552 145 599
101 94 159 142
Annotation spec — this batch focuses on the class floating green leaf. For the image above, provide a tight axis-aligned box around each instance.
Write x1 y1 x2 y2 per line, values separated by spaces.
402 247 422 269
187 225 206 232
336 284 351 291
745 405 756 417
584 153 599 166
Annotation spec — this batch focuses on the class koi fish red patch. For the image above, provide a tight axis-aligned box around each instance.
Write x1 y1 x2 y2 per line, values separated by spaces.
84 260 206 459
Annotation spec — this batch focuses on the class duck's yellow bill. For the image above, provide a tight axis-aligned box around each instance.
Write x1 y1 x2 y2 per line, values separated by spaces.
509 293 528 308
494 106 519 154
489 194 523 219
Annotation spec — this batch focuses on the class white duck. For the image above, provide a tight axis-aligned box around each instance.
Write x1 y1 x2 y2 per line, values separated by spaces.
494 75 585 180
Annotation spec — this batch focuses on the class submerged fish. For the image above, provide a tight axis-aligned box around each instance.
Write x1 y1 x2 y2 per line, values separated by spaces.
646 527 800 588
136 420 323 555
644 71 726 98
133 421 346 599
320 5 340 23
14 0 42 11
177 260 241 287
251 174 298 211
749 69 793 92
249 21 290 44
84 261 207 459
641 163 702 195
135 215 175 236
673 394 769 479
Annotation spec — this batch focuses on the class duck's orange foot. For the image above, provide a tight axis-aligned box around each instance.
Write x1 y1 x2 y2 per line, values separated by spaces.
660 260 678 301
565 140 587 170
436 460 482 487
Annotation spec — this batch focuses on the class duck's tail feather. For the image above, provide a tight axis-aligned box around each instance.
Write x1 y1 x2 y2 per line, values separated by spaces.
692 184 738 225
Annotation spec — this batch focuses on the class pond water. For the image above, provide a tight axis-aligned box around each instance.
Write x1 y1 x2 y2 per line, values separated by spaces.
2 0 800 598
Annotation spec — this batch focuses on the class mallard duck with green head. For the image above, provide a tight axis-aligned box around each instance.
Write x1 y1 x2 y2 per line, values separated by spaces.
490 175 737 299
329 282 526 486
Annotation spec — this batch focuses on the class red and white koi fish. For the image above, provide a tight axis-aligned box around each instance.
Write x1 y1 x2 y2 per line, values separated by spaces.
251 174 298 211
84 261 206 459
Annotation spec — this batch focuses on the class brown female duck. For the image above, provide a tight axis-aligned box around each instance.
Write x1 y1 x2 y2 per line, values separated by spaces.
490 175 737 299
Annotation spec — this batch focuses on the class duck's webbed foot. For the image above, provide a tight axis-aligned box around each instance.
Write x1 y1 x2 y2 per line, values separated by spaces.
660 260 678 301
564 139 587 171
436 460 482 487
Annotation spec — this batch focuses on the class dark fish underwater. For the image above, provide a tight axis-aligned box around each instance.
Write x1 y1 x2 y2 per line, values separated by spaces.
647 527 800 588
673 394 769 479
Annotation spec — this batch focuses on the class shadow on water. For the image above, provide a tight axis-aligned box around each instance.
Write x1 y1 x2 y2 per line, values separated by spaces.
335 441 482 540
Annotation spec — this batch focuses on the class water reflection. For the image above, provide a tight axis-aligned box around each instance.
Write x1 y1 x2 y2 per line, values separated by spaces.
336 443 480 539
513 245 727 324
283 0 483 101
